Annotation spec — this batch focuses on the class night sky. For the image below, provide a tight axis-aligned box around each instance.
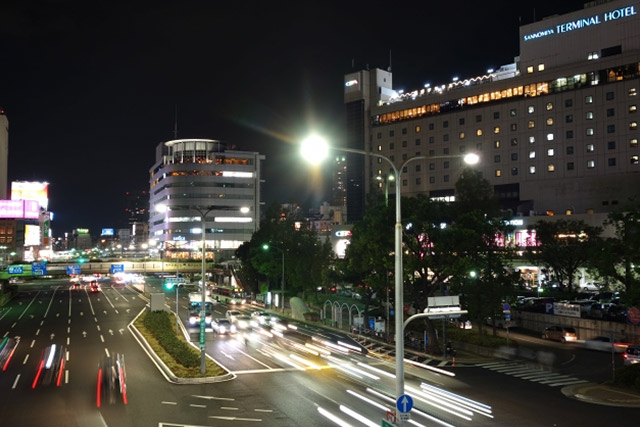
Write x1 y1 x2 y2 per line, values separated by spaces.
1 0 587 237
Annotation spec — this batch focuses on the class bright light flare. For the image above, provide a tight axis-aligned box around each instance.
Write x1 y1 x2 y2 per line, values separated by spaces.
317 406 354 427
301 135 329 165
45 344 56 369
463 152 480 165
404 358 455 377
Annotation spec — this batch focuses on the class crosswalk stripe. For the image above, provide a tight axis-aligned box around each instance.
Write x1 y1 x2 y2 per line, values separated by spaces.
548 379 589 387
477 362 587 388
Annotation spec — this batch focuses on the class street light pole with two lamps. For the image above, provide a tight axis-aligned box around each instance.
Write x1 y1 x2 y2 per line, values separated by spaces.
301 134 479 421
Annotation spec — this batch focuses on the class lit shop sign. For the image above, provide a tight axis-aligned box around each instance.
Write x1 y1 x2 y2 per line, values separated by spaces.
76 228 89 234
24 225 41 246
11 181 49 210
101 228 114 236
523 5 637 41
0 200 40 219
345 79 358 87
335 230 352 237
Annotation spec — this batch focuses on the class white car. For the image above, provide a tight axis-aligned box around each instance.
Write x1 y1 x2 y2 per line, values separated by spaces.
225 310 241 322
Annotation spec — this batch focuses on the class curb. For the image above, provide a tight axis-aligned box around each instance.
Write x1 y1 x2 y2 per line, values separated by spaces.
127 307 235 384
561 383 640 408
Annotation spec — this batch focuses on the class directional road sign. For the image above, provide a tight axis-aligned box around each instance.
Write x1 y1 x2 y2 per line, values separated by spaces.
396 394 413 414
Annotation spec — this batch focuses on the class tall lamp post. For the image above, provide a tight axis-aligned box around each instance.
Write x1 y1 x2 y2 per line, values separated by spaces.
262 244 285 312
302 135 479 420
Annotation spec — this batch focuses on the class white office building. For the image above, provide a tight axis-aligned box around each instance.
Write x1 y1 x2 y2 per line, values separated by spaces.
148 139 264 261
344 0 640 227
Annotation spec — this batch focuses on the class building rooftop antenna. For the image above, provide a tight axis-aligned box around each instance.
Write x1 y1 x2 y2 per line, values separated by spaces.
173 105 178 139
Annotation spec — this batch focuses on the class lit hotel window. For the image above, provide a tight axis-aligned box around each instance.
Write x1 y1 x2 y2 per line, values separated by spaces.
529 166 536 174
459 132 465 139
547 164 555 172
629 88 637 97
630 105 637 113
494 141 501 148
476 129 483 136
587 144 595 152
529 151 536 159
546 102 553 111
494 126 500 134
630 121 638 130
587 51 599 60
538 64 545 72
528 106 535 114
546 210 555 216
511 123 517 131
495 169 501 177
586 111 594 120
632 155 639 165
586 128 594 136
546 118 554 126
528 120 535 129
527 66 534 74
415 125 421 133
529 136 535 143
585 95 593 104
547 148 555 157
587 160 595 168
631 138 638 147
547 133 554 141
566 209 574 215
377 145 382 151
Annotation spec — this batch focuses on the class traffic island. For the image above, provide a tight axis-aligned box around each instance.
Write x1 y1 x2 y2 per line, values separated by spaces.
128 308 234 384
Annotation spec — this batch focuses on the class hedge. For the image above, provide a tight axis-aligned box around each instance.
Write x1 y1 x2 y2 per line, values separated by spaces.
612 364 640 391
143 310 200 367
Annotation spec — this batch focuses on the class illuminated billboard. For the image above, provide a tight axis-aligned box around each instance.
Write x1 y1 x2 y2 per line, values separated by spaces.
11 181 49 210
24 224 41 246
0 199 40 219
101 228 114 236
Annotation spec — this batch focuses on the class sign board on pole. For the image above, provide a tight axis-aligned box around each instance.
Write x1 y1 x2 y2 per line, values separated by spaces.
386 410 396 423
110 264 125 274
381 420 394 427
31 262 46 276
396 394 413 413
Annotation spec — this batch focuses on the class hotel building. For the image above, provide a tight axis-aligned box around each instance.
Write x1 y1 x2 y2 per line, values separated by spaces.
344 0 640 232
148 139 264 261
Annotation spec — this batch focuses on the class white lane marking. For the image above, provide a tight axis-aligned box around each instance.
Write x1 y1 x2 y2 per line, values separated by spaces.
40 320 44 326
233 347 274 370
23 354 29 364
68 319 71 325
192 395 235 401
35 329 40 336
97 325 101 331
68 288 72 317
85 291 96 316
161 401 177 405
2 331 7 338
209 416 262 422
67 337 70 345
0 307 12 321
65 370 69 384
100 292 117 310
66 350 69 361
12 374 20 389
100 335 105 343
220 407 239 411
11 322 16 328
254 409 273 413
110 287 129 302
30 340 36 348
105 348 110 358
43 288 59 318
189 404 207 408
21 291 41 320
67 327 70 333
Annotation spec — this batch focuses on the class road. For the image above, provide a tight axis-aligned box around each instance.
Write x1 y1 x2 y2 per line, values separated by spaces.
0 277 638 426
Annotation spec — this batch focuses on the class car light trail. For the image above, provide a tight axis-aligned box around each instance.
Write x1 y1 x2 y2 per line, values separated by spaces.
404 358 455 377
405 385 473 421
346 389 389 411
3 344 18 371
365 387 456 427
56 358 65 387
420 382 493 417
317 406 355 427
97 368 102 407
45 344 57 369
356 362 396 379
289 353 322 370
339 405 378 427
32 360 44 389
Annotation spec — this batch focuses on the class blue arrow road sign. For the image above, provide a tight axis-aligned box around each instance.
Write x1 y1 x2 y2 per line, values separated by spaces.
396 394 414 413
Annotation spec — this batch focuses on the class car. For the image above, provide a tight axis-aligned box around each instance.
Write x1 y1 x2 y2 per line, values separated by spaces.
542 326 577 342
212 318 236 334
225 310 241 322
234 315 252 330
89 282 102 293
583 336 631 353
251 310 271 325
623 346 640 365
485 316 517 329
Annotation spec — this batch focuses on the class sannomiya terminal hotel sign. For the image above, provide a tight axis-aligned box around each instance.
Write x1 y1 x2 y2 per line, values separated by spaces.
523 4 637 41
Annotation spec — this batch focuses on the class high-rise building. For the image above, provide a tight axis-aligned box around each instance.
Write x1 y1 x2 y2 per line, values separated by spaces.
345 0 640 225
0 108 8 200
331 155 347 210
124 190 149 245
148 139 264 261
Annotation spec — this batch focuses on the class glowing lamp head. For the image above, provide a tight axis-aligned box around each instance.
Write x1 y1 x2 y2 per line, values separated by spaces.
301 135 329 165
463 153 480 165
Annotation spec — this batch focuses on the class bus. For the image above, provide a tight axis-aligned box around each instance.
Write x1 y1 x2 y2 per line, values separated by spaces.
211 285 247 305
188 293 215 326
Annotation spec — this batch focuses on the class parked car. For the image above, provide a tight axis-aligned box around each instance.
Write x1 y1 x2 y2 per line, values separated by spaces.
623 346 640 365
542 326 577 342
583 336 631 353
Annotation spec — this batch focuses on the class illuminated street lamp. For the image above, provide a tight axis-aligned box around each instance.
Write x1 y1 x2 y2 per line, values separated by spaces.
262 244 285 312
302 134 479 420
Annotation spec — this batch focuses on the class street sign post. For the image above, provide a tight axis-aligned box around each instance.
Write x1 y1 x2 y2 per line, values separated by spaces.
396 394 413 414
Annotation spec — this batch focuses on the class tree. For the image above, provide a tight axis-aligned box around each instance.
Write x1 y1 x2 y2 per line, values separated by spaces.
590 200 640 302
526 219 602 292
